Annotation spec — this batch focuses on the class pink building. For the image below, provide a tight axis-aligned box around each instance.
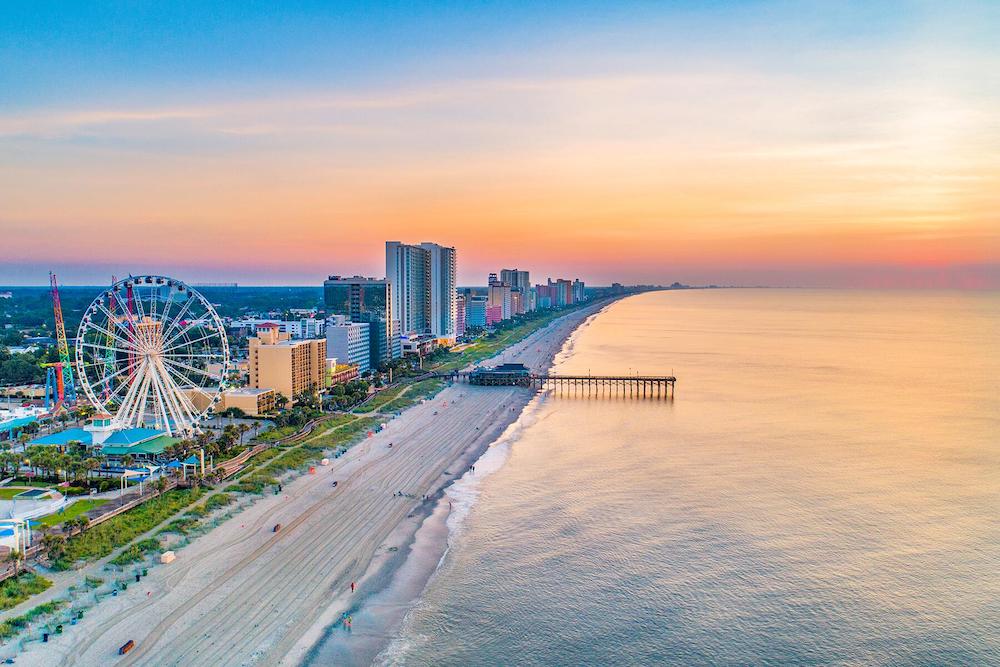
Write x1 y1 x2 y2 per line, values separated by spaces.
486 305 503 326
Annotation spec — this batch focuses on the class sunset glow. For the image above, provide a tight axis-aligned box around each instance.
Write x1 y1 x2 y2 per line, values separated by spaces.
1 2 998 286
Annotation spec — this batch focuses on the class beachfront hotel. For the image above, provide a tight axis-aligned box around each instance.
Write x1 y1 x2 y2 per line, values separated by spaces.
500 268 533 315
325 315 371 373
323 275 401 366
488 273 512 320
248 324 327 403
385 241 458 346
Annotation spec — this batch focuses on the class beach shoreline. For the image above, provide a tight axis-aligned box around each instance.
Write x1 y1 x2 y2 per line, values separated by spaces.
300 300 611 665
12 298 615 667
298 386 541 667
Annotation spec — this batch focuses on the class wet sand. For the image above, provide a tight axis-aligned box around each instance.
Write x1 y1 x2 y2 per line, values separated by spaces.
16 302 609 667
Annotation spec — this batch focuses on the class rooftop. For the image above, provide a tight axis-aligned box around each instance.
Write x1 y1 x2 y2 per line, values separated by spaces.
30 426 165 447
104 427 163 445
225 387 273 396
102 435 179 456
30 427 93 446
259 338 324 347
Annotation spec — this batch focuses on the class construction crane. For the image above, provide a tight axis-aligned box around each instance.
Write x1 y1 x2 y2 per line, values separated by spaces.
49 272 76 405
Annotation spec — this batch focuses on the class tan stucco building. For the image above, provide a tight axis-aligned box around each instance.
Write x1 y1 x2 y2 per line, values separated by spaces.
220 387 275 416
182 386 277 417
249 325 327 403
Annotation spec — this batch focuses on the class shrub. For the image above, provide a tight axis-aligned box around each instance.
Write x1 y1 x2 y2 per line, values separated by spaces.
0 573 52 611
231 475 278 495
110 538 161 566
203 493 233 512
0 600 66 640
161 516 199 535
50 488 203 570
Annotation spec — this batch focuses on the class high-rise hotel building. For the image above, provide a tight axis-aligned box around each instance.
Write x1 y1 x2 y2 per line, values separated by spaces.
324 275 401 366
488 272 512 320
500 268 532 314
385 241 457 345
249 324 327 403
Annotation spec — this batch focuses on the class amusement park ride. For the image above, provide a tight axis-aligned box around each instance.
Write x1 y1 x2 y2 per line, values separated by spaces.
42 274 230 436
42 272 77 412
75 275 230 436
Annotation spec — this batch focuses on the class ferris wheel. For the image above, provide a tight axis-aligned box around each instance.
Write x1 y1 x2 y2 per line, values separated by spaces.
75 276 230 436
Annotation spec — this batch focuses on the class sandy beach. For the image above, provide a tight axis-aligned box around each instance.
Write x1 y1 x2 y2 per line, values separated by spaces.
16 301 608 667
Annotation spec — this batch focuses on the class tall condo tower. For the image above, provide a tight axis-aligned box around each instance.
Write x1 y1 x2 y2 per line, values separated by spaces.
420 242 457 343
386 241 457 344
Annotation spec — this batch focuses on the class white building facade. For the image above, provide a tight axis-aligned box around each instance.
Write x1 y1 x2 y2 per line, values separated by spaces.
325 316 371 373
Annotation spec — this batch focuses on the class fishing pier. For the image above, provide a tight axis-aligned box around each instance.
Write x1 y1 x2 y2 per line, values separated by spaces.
437 363 676 399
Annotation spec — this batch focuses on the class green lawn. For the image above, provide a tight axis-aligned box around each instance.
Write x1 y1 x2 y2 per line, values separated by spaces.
0 488 27 500
34 498 108 528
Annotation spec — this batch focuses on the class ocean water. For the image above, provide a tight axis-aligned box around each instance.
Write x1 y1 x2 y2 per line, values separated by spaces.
377 289 1000 666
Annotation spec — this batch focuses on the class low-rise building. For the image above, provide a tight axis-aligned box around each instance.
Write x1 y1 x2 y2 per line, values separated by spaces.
29 416 178 464
221 387 276 416
185 386 276 416
400 333 437 357
0 385 45 399
327 362 360 386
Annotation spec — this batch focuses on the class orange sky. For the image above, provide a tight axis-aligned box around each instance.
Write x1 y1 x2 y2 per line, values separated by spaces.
1 3 998 287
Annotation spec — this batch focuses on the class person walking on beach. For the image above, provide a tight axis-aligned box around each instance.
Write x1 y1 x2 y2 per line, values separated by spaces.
351 581 356 593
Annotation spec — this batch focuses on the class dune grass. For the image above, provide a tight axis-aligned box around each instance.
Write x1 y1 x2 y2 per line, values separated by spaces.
51 488 203 570
0 573 52 612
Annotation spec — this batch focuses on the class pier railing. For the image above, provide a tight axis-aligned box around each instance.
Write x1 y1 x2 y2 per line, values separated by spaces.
436 371 676 398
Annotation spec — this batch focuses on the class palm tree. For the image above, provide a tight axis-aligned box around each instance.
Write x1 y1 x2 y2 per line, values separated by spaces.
122 454 135 469
0 451 17 476
238 423 251 446
195 430 213 452
56 452 72 482
85 457 101 482
41 531 66 561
